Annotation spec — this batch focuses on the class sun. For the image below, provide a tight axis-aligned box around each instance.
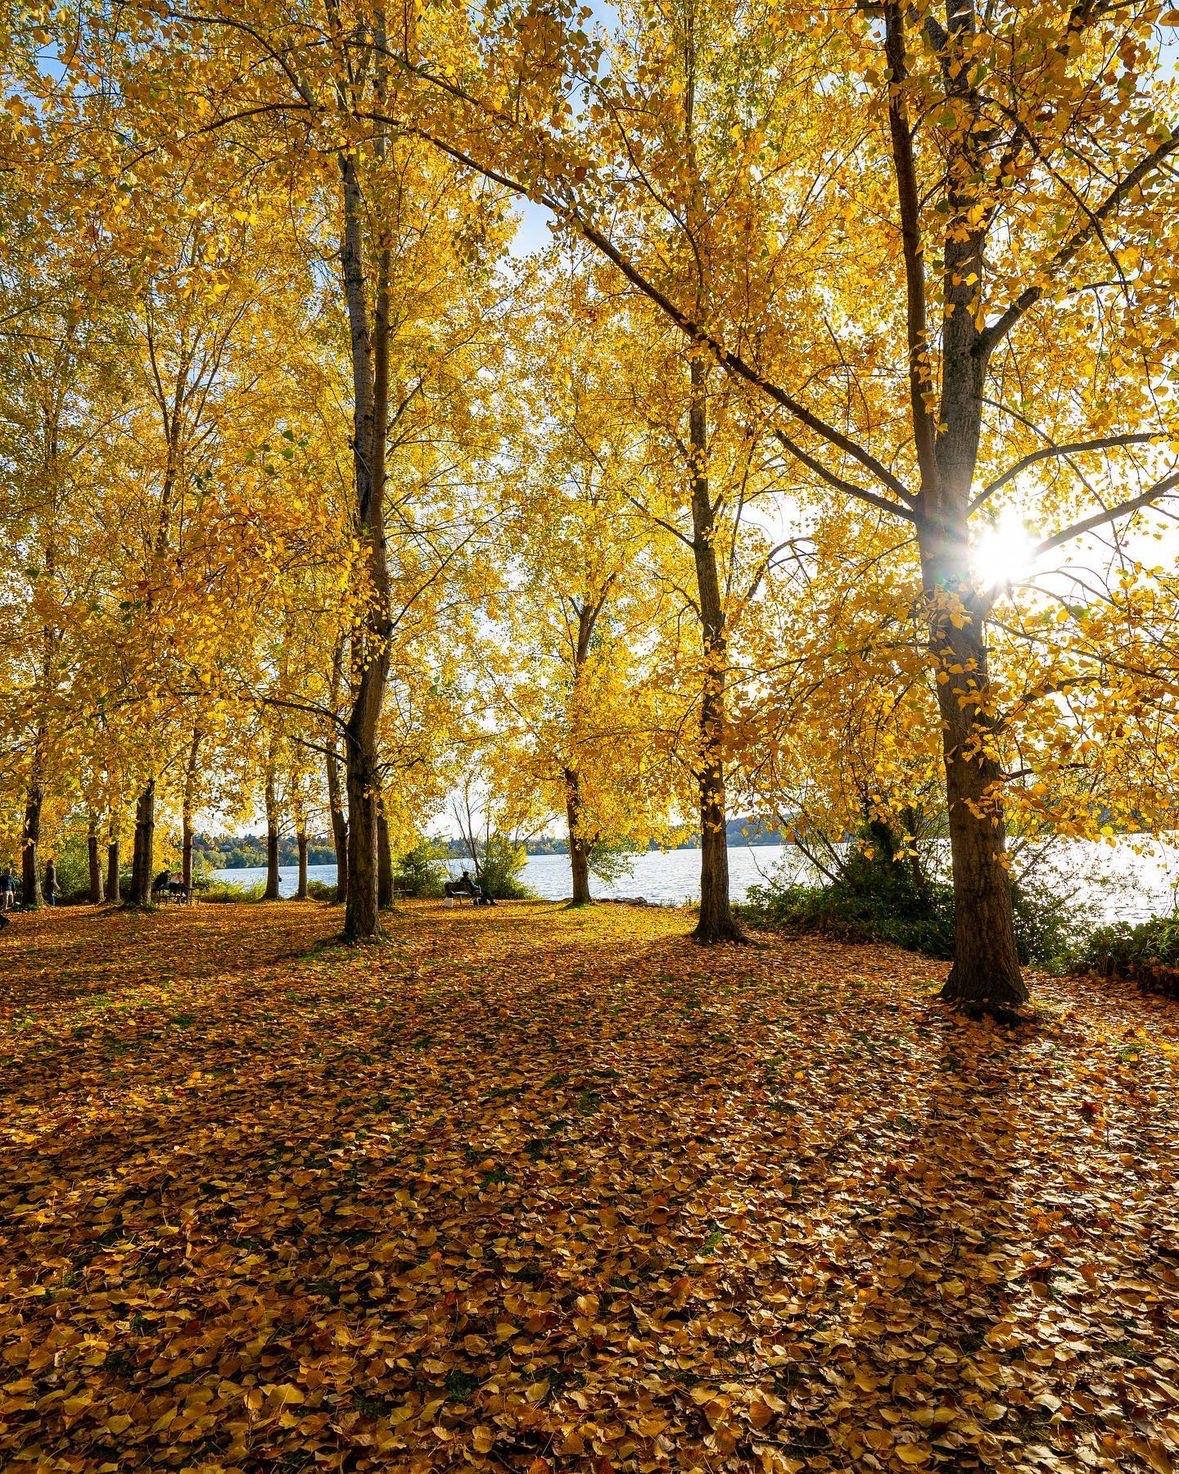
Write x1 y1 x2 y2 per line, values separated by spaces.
971 513 1039 592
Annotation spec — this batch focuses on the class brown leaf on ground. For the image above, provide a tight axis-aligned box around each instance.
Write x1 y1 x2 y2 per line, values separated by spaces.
0 900 1177 1473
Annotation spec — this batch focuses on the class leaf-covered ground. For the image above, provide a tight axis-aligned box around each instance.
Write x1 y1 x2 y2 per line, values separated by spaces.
1 902 1178 1474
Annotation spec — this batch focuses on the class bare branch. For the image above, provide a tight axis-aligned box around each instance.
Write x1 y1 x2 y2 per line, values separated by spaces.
1029 467 1179 559
772 429 916 522
972 431 1166 510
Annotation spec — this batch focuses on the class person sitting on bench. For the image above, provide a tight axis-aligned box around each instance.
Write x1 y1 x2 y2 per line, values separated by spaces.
444 871 479 904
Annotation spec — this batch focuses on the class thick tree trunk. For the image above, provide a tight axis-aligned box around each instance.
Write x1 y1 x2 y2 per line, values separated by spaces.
263 764 281 901
87 813 104 904
377 805 394 909
106 829 121 905
920 552 1026 1010
344 729 382 940
696 726 735 942
881 1 1026 1012
129 780 155 906
21 784 43 908
564 767 592 904
686 357 742 943
265 828 280 900
296 831 309 900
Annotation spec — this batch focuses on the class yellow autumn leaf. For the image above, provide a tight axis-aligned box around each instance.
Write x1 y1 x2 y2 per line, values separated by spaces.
896 1445 932 1465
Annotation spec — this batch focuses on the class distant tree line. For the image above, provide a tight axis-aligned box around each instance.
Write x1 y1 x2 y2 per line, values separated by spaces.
200 817 786 870
194 834 338 872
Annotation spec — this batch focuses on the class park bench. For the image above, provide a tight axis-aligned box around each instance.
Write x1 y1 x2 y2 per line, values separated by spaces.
152 873 191 904
444 877 479 906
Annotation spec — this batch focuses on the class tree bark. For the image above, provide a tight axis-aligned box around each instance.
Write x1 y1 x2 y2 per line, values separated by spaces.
21 783 43 908
686 357 741 943
326 744 348 907
919 525 1026 1009
106 825 121 905
296 830 309 900
883 1 1025 1011
87 813 104 904
377 803 394 909
263 762 281 901
564 767 593 904
129 780 155 906
338 142 392 943
344 742 381 939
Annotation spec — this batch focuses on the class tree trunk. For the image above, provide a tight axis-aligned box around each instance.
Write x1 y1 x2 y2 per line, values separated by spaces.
87 813 104 904
377 805 394 909
564 767 593 904
182 815 195 898
129 780 155 906
338 141 392 943
326 633 350 908
881 1 1025 1012
327 748 348 907
296 831 309 900
686 357 742 943
344 732 381 940
263 764 281 901
919 531 1026 1010
106 827 121 905
21 783 43 908
182 729 201 897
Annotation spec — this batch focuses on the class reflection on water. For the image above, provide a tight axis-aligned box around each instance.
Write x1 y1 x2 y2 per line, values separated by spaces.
213 837 1179 922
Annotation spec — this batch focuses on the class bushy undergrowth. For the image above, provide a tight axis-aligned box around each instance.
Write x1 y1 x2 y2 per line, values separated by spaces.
739 824 1080 970
306 880 339 903
1069 913 1179 997
394 841 450 899
470 834 533 900
196 878 266 904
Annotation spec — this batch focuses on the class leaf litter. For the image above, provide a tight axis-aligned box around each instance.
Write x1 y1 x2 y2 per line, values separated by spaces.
0 901 1177 1473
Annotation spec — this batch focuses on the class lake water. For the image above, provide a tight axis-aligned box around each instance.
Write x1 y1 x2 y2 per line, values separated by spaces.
213 837 1179 922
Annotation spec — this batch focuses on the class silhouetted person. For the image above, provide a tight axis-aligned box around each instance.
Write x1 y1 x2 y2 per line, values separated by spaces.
44 860 58 907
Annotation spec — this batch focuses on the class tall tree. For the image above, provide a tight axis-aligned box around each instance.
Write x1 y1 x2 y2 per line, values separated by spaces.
392 0 1179 1008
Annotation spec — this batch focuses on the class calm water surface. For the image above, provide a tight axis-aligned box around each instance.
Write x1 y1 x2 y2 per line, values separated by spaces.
214 837 1179 922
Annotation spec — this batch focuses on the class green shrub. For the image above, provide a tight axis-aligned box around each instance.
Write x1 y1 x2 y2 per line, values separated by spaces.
394 840 450 899
1069 912 1179 997
739 819 1075 968
195 877 265 903
475 833 533 900
587 837 639 886
1010 872 1083 973
306 879 339 903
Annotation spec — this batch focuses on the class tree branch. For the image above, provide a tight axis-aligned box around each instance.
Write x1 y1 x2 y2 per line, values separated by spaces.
1029 467 1179 559
972 431 1166 510
883 2 938 488
980 126 1179 352
772 429 916 522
